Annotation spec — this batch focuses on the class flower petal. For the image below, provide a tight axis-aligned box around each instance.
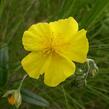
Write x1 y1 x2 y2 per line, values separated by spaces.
21 52 48 79
57 29 89 63
49 17 78 37
22 23 52 51
44 53 75 87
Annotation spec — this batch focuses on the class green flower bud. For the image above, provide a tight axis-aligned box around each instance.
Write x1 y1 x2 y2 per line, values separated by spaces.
3 89 22 108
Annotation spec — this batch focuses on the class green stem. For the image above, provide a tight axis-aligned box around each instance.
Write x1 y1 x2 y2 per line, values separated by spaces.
61 85 70 109
18 74 28 90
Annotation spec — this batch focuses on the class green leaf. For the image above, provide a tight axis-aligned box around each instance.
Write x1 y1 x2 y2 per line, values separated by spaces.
21 89 49 107
0 0 6 19
80 0 109 30
0 45 9 87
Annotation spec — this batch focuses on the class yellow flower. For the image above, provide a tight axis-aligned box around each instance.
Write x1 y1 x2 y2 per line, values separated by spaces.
21 17 89 87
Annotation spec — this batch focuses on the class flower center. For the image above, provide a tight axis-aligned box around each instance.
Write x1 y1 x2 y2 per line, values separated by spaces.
43 37 56 55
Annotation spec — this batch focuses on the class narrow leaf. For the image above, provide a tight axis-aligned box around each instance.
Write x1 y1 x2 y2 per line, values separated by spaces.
21 89 49 107
80 0 109 30
0 45 9 87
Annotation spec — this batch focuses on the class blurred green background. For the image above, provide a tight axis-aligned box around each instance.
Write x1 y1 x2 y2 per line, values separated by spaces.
0 0 109 109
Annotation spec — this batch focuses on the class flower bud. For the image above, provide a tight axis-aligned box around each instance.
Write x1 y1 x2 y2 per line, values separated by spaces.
87 58 98 76
3 89 22 108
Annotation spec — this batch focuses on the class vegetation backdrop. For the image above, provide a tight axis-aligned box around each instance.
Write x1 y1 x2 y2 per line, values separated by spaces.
0 0 109 109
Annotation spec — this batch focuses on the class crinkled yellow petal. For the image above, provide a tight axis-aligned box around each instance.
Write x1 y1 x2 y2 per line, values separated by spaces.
44 53 75 87
21 17 89 87
49 17 78 37
21 52 48 79
22 23 52 51
57 29 89 63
